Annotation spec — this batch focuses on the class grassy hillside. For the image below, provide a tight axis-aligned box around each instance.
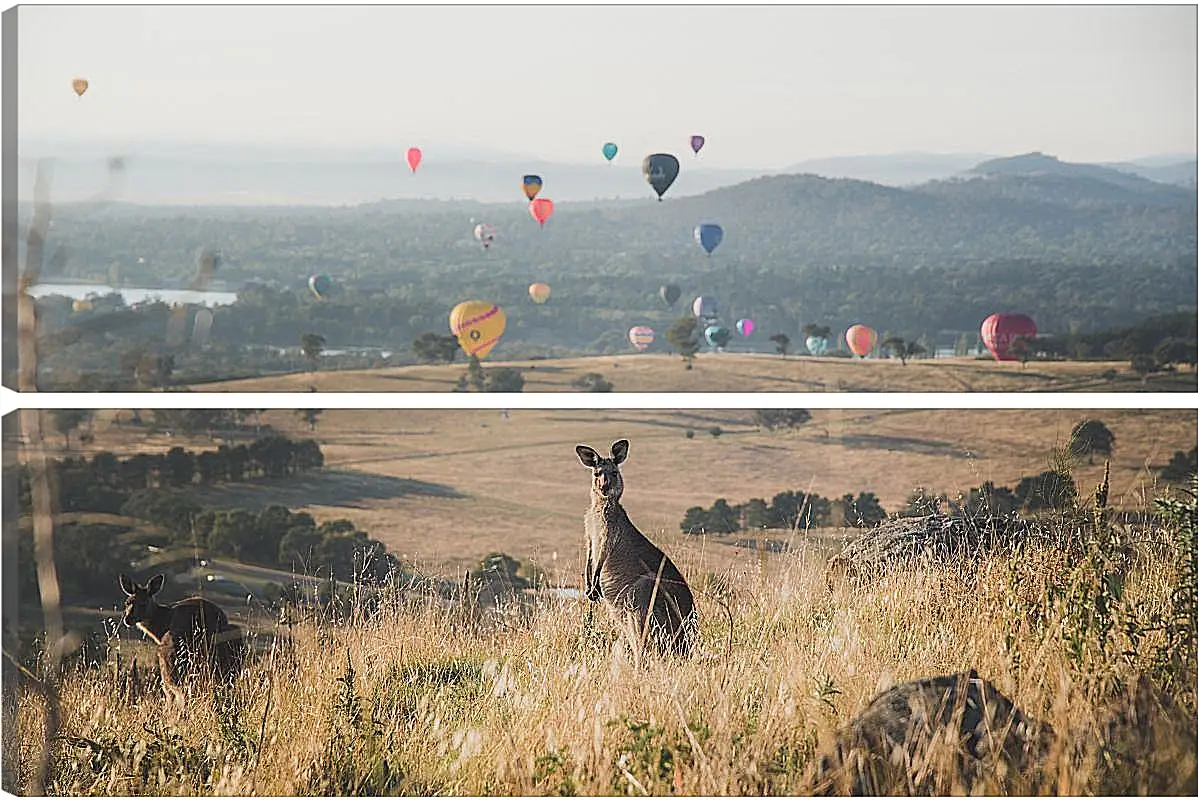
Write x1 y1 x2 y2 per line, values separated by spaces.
60 407 1198 577
8 508 1195 795
187 352 1198 393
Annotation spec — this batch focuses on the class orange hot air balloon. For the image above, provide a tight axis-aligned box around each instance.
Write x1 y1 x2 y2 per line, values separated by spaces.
528 282 551 304
845 324 878 358
72 78 88 97
529 197 554 227
449 300 507 359
406 147 422 173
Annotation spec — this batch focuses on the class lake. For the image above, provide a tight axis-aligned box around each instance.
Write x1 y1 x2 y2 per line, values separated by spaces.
27 282 239 307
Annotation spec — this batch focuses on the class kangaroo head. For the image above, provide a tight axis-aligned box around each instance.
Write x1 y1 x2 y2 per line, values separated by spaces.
576 439 629 502
119 573 166 627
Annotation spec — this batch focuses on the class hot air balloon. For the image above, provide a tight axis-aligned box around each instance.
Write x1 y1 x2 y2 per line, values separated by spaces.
845 324 878 358
704 325 730 349
980 313 1037 361
690 135 706 155
659 284 681 307
602 142 618 162
474 223 497 250
522 174 543 201
736 318 754 338
805 336 830 356
628 325 655 352
406 147 422 173
692 296 718 319
529 197 554 227
642 153 680 201
192 308 214 347
71 299 93 312
308 274 332 300
529 282 551 304
450 301 507 360
72 78 88 97
694 223 724 255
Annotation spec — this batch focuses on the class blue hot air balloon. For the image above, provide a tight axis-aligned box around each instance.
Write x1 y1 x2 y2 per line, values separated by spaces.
602 142 618 162
694 223 724 255
805 335 830 356
704 324 730 349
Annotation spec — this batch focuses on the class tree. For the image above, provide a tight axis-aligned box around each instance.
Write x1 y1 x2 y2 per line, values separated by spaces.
665 316 700 368
485 367 525 393
880 337 926 366
1014 470 1077 511
300 332 326 370
164 446 196 487
962 481 1021 517
754 409 812 431
1154 338 1198 370
769 333 791 357
1069 419 1115 465
741 498 773 530
1159 446 1198 483
412 332 461 364
704 499 741 534
838 492 887 527
680 506 709 534
1010 335 1036 368
1130 353 1158 385
297 409 323 432
50 409 88 450
572 372 614 392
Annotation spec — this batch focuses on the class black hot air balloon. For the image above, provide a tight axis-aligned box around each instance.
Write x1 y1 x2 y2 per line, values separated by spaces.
642 153 680 201
660 284 681 307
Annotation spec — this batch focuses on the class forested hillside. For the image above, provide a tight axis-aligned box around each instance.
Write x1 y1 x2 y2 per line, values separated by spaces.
15 163 1197 387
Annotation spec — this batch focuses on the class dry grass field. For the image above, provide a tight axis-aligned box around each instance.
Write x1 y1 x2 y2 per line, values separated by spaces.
186 352 1198 393
55 407 1197 578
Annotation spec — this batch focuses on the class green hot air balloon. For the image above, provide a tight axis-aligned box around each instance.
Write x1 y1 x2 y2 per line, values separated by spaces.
642 153 680 201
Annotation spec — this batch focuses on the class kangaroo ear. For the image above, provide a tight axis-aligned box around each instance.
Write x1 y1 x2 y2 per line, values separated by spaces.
119 573 137 596
147 574 166 596
611 439 630 464
576 445 601 468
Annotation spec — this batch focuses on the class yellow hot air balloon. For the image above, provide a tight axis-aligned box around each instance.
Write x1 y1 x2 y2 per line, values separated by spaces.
450 300 507 359
528 282 551 304
72 78 89 97
72 299 93 312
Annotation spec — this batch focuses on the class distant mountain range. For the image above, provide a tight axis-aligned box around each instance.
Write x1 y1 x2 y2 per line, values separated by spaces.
15 139 1196 206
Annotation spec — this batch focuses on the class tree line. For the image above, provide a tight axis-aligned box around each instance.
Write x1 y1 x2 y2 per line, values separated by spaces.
11 433 324 514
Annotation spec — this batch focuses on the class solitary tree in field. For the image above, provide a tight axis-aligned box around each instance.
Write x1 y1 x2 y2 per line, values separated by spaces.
300 333 326 371
1069 419 1115 465
881 337 926 366
770 333 791 357
665 316 700 369
1010 335 1036 368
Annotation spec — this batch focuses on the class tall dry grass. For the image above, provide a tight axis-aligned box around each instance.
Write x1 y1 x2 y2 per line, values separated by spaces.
6 486 1196 796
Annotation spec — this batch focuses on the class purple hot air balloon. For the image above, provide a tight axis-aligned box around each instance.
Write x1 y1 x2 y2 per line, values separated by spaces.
690 135 706 156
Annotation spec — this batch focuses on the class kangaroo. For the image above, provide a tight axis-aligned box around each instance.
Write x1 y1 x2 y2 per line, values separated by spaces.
575 439 697 658
118 573 246 708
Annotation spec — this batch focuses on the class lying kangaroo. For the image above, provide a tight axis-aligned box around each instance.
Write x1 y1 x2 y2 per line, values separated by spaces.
576 439 697 658
119 573 246 708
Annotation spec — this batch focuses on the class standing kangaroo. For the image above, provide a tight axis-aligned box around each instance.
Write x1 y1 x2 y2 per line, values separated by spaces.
118 573 246 708
576 439 697 658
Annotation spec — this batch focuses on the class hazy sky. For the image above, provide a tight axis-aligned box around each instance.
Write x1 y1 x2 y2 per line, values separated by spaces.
15 4 1198 168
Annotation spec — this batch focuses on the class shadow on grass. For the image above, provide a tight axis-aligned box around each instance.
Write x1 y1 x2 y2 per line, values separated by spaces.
185 468 465 510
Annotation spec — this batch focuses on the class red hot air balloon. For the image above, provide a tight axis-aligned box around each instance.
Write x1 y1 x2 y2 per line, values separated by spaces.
529 197 554 227
406 147 422 173
980 313 1037 361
